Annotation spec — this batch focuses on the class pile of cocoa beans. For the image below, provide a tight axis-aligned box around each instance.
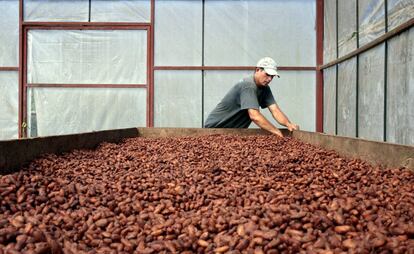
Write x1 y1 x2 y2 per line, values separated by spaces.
1 135 413 253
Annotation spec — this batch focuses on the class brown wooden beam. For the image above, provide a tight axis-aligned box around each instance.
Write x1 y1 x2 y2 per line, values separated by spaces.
316 0 324 133
0 67 19 71
27 84 147 89
154 66 316 71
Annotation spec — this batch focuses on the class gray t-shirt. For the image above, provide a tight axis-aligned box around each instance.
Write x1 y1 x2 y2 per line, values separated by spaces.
204 75 276 128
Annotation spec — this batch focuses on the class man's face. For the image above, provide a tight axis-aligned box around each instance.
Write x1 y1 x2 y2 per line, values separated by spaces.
255 68 275 87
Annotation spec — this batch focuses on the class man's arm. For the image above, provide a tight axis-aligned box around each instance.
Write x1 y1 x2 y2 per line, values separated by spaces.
267 103 299 131
248 109 283 137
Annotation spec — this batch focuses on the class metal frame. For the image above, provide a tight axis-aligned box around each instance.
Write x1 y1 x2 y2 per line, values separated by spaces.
316 0 324 132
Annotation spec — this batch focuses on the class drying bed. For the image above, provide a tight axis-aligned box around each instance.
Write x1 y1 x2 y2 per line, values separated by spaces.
0 134 413 253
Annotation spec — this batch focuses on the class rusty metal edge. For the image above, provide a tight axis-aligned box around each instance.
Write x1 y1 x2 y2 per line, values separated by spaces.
292 130 414 170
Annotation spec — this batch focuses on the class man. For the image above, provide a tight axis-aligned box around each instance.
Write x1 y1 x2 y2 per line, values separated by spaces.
204 57 299 137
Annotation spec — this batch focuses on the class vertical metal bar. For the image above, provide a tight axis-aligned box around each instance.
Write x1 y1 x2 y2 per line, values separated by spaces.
22 27 28 138
148 0 155 127
356 0 359 138
18 0 24 138
88 0 92 22
316 0 324 132
201 0 205 127
335 0 339 135
384 0 388 141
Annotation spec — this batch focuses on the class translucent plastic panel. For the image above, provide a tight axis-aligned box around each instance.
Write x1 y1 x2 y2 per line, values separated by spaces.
337 58 357 137
323 67 336 135
0 0 18 66
387 28 414 145
0 71 18 140
91 0 150 22
24 0 89 21
338 0 357 57
388 0 414 31
359 0 385 47
27 88 147 137
358 44 385 141
154 71 202 127
27 30 147 84
261 71 316 132
155 0 202 66
204 0 316 66
324 0 337 63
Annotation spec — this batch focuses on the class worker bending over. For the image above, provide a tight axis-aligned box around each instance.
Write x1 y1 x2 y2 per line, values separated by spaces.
204 57 299 137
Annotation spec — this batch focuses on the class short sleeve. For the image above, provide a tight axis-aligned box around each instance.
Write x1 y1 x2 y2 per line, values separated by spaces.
260 86 276 108
240 86 260 110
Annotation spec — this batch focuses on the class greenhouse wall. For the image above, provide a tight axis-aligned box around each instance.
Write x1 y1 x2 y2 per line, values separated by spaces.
0 0 318 139
322 0 414 146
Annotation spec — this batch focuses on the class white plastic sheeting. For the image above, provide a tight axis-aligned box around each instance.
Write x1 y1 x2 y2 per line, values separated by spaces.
91 0 150 22
154 71 202 127
24 0 89 22
27 30 147 84
0 0 19 67
204 0 316 67
323 67 336 135
358 44 385 142
324 0 337 64
338 0 357 57
27 88 147 137
359 0 385 47
337 58 357 137
0 71 18 140
387 27 414 145
388 0 414 31
155 0 202 66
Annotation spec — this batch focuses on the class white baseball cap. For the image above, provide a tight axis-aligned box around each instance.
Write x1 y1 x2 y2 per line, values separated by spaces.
256 57 280 78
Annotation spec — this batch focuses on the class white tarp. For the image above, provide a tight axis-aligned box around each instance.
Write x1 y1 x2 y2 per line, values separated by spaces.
155 0 202 66
0 71 18 140
359 0 385 47
204 0 316 67
24 0 89 21
324 0 337 64
358 44 385 142
323 67 336 135
154 70 202 127
27 30 147 84
27 88 147 137
338 0 357 57
387 27 414 145
0 0 19 67
337 58 357 137
388 0 414 31
91 0 150 22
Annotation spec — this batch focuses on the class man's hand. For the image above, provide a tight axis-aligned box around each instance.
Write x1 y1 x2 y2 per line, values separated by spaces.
286 122 299 132
272 130 284 138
